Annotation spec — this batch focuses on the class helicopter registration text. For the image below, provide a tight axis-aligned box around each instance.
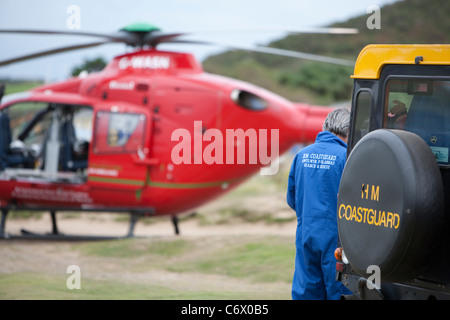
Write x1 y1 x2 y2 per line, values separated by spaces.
118 56 170 70
171 121 279 175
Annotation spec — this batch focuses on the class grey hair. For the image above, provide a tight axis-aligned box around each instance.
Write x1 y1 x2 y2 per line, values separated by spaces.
322 108 351 138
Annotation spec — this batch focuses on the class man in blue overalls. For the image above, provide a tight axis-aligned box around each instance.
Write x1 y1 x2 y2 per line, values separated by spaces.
287 108 352 300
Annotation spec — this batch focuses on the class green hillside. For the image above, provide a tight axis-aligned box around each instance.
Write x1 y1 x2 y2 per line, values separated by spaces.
203 0 450 105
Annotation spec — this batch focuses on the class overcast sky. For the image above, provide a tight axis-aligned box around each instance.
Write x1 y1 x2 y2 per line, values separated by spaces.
0 0 398 81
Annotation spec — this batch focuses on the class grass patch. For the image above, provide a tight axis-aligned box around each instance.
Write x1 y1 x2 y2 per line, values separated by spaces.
0 235 294 300
0 273 274 300
197 208 295 226
169 236 295 284
74 238 192 259
2 81 43 95
8 211 44 220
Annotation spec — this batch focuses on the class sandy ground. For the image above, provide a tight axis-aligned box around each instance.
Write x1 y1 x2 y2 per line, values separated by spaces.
0 190 297 299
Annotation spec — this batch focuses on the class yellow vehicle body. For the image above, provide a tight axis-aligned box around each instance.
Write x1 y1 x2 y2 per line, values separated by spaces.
337 44 450 300
352 44 450 79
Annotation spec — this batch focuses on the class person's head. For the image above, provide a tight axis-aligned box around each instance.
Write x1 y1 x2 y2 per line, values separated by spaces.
322 108 351 142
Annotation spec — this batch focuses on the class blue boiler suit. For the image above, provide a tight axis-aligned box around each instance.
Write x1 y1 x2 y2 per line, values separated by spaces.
287 131 351 300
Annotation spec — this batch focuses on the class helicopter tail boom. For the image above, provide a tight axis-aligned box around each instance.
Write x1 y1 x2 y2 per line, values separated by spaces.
293 103 334 143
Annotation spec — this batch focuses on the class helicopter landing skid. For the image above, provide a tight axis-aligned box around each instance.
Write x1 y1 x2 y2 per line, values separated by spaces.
12 229 127 241
0 208 150 241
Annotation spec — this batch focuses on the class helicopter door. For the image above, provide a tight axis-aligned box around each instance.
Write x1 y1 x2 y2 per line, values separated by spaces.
88 107 152 199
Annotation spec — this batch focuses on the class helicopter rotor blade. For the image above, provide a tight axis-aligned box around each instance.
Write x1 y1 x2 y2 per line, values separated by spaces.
166 39 355 67
0 28 190 48
0 41 110 67
0 26 358 66
141 31 185 47
0 28 132 42
0 26 358 40
178 27 359 35
161 27 358 66
233 45 355 66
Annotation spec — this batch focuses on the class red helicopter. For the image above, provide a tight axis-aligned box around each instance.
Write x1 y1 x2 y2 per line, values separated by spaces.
0 23 356 239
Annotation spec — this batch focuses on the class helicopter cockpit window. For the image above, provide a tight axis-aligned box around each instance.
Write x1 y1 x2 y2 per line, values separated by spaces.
384 78 450 165
94 111 146 154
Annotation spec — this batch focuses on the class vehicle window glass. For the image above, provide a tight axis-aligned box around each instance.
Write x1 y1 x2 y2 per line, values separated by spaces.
351 90 372 148
94 111 146 154
384 79 450 164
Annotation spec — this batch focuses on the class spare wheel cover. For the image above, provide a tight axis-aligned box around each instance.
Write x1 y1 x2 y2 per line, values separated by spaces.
338 129 444 282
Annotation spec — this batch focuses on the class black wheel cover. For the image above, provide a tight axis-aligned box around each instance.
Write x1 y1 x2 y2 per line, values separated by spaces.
338 129 444 282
